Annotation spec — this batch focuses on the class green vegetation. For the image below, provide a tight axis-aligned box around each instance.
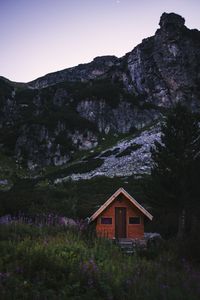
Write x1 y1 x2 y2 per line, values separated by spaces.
0 224 200 300
0 175 144 218
100 148 120 157
116 144 142 158
0 152 28 190
44 158 104 181
0 74 151 170
15 88 36 104
58 78 141 108
148 104 200 238
73 79 125 107
0 127 19 156
0 78 13 100
1 85 200 299
14 83 98 133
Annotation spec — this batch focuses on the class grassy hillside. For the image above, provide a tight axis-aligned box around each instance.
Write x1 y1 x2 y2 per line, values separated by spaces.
0 174 146 217
0 224 200 300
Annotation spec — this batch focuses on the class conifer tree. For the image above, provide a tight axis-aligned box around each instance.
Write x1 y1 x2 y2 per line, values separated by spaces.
150 104 200 238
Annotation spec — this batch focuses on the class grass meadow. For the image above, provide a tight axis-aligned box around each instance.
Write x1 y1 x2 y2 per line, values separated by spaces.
0 223 200 300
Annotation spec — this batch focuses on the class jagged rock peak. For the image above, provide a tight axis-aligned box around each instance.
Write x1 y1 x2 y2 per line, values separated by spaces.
159 12 185 31
92 55 118 63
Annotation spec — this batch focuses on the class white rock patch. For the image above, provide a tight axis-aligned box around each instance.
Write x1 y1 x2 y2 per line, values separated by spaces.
54 125 161 183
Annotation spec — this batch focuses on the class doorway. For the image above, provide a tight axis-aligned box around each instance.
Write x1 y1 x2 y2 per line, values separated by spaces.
115 207 126 238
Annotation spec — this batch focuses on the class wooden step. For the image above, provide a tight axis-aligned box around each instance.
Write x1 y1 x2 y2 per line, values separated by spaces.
115 238 147 254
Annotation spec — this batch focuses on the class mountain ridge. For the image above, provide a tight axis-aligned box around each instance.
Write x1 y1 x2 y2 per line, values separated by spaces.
0 12 200 176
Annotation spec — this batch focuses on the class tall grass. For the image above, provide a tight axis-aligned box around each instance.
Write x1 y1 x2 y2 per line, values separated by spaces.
0 224 200 300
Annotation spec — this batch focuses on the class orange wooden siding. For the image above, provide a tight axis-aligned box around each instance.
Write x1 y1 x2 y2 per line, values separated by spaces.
96 195 144 239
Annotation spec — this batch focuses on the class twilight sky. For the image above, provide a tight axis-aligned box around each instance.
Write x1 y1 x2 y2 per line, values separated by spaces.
1 0 200 82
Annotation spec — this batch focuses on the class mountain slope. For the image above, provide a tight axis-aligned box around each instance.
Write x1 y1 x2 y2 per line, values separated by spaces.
54 124 161 183
0 12 200 173
28 12 200 110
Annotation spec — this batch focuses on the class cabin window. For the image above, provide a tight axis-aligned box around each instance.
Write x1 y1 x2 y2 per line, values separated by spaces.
129 216 140 224
101 217 112 224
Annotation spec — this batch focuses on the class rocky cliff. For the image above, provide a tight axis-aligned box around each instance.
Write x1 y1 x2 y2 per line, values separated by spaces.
28 56 118 89
28 12 200 110
0 12 200 172
125 13 200 109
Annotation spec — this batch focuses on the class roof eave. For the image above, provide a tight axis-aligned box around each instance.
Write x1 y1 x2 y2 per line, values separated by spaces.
89 187 153 222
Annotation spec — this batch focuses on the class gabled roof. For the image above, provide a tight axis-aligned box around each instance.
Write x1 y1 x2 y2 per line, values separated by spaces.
89 187 153 222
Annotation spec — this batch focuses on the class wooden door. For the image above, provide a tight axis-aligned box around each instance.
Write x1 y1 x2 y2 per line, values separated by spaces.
115 207 126 238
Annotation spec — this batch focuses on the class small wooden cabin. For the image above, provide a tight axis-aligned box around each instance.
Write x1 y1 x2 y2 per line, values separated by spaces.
89 188 153 239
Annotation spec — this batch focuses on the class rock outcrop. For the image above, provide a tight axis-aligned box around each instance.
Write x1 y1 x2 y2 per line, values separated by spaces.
28 56 118 89
125 12 200 109
76 100 159 133
54 124 161 182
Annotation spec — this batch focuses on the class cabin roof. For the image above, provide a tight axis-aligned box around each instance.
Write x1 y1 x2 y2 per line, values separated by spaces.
89 187 153 222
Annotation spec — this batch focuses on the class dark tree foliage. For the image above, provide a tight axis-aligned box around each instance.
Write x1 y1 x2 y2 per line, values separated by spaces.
149 103 200 237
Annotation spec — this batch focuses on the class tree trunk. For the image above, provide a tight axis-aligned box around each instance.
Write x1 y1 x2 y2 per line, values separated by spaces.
177 209 186 239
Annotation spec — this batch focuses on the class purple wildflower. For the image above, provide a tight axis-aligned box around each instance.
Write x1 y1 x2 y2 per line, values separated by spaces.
0 272 10 281
15 267 23 274
160 284 169 289
80 258 99 287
